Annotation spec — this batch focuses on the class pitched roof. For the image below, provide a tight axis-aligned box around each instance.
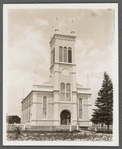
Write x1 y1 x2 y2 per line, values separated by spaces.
76 82 83 88
43 78 53 85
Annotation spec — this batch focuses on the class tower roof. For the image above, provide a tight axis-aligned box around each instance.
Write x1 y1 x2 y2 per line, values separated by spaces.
49 33 76 45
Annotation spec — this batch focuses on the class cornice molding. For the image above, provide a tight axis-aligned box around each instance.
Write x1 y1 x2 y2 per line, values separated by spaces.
49 33 76 45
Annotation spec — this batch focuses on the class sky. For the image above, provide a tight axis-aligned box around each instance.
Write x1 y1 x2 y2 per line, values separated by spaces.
6 6 115 119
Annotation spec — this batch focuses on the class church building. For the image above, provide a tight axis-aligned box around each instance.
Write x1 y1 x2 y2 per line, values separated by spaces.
21 29 91 128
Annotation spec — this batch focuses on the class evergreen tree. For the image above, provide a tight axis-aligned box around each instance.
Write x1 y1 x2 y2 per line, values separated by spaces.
91 72 113 129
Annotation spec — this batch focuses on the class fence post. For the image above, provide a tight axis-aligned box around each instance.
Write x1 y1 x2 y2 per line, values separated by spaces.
94 127 97 132
70 123 72 132
77 123 79 131
23 122 26 131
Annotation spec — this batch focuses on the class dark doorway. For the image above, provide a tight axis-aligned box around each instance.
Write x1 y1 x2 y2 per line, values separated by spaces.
60 110 71 125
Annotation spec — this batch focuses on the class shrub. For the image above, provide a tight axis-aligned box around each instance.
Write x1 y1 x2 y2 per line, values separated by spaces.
84 132 87 137
14 126 23 139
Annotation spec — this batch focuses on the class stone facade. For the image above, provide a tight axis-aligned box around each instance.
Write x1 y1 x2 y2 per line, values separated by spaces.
21 32 91 127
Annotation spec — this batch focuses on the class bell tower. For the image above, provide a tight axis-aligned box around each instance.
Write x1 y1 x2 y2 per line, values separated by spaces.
49 31 77 125
49 32 76 89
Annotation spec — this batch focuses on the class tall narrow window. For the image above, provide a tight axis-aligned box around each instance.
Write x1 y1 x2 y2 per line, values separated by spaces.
51 51 53 66
53 49 55 64
60 83 65 101
79 98 82 119
51 49 55 66
66 83 71 101
29 111 30 121
68 47 72 63
43 97 47 118
59 46 63 62
64 47 67 62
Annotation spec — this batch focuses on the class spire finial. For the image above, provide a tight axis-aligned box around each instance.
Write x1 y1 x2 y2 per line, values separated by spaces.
34 68 37 85
87 74 90 88
70 18 75 34
54 16 59 33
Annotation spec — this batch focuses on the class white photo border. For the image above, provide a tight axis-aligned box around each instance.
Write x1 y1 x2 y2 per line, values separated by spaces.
3 3 118 146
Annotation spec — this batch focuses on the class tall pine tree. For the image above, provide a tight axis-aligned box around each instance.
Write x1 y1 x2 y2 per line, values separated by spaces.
91 72 113 129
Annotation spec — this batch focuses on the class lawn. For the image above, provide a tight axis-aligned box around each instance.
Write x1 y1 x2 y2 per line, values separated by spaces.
6 130 113 141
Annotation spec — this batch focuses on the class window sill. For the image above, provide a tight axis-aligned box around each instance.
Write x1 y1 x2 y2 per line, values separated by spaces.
42 118 47 120
79 119 83 121
59 101 72 103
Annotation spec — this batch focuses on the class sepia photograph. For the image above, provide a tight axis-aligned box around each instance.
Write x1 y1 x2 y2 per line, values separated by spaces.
3 4 118 146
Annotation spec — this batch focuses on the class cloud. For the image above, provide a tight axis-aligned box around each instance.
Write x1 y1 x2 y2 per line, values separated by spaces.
85 39 94 49
7 70 47 116
75 39 113 82
75 39 94 63
75 39 113 119
7 27 50 115
75 39 84 53
9 18 49 47
58 19 67 33
76 47 112 77
58 19 64 28
33 18 48 27
7 22 50 116
8 25 50 73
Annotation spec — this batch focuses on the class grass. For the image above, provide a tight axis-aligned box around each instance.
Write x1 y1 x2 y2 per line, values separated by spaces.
88 126 113 134
6 130 113 141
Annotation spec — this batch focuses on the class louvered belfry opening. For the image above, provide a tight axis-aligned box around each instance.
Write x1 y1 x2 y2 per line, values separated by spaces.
60 110 71 125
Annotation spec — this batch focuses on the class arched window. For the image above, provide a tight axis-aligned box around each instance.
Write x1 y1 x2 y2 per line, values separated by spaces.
43 97 47 118
64 47 67 62
79 98 82 119
51 49 55 66
59 46 63 62
66 83 71 101
68 47 72 63
60 83 65 101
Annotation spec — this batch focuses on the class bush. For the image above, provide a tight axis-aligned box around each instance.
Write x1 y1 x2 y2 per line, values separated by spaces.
14 126 23 139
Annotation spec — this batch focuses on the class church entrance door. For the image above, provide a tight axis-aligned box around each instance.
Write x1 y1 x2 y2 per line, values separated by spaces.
60 110 71 125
